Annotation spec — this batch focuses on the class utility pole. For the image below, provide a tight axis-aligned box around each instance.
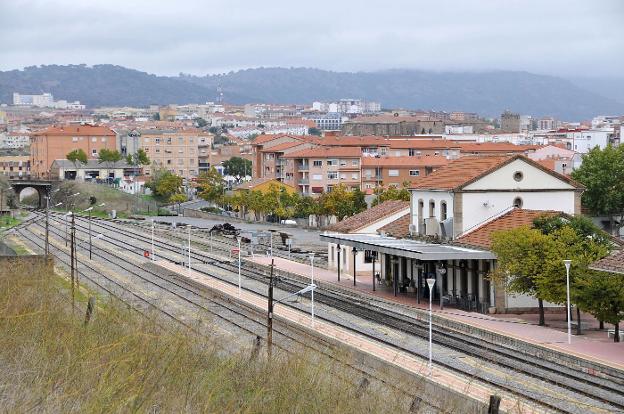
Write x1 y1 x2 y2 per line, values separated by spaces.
45 195 50 256
88 208 92 260
70 213 76 313
267 259 275 359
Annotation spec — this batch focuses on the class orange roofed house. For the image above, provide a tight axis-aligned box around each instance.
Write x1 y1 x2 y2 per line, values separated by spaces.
30 124 117 179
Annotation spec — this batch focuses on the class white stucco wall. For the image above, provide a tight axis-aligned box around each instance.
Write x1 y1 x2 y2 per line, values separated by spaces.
461 191 576 233
410 190 454 226
462 159 575 191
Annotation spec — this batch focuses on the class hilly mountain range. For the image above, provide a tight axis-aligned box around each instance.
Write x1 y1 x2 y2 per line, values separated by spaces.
1 64 622 120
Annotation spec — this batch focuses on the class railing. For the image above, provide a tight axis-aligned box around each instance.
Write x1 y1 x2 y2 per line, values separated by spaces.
298 178 309 184
297 163 309 170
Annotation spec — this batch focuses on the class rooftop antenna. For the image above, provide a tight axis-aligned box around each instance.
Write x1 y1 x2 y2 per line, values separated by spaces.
216 83 223 104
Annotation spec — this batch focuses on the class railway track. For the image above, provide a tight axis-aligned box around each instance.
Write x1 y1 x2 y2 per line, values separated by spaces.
22 212 624 413
15 219 427 411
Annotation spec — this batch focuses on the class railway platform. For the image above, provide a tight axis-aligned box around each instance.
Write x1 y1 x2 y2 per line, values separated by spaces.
250 255 624 369
157 260 542 413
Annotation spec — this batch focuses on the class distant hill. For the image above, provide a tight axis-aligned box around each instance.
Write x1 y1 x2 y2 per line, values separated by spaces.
1 64 622 120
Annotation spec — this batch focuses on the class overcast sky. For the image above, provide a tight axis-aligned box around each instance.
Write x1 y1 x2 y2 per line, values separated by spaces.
1 0 623 78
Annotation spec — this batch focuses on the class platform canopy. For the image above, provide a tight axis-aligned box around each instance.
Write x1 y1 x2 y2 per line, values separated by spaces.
320 233 496 261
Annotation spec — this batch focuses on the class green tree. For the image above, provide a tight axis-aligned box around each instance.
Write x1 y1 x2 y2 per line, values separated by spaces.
295 195 320 218
66 149 88 170
98 148 123 183
196 167 224 204
371 182 411 206
152 112 160 121
146 169 183 200
491 226 556 325
571 145 624 235
169 193 188 214
319 184 367 221
126 148 151 168
573 270 624 342
195 118 208 128
222 157 252 177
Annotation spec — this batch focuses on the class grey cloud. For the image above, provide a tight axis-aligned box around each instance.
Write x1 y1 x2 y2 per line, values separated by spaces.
0 0 622 77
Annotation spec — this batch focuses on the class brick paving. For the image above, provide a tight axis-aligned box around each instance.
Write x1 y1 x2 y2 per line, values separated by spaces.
251 256 624 368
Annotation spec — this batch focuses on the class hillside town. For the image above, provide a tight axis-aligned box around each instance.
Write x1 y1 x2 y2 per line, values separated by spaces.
1 1 624 412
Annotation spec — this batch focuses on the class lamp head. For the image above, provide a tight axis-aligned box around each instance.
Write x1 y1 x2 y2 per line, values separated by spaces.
426 278 436 289
563 259 572 272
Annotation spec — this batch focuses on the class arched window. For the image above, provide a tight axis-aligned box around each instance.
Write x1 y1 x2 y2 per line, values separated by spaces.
429 200 435 218
440 201 447 221
418 199 424 222
513 197 523 208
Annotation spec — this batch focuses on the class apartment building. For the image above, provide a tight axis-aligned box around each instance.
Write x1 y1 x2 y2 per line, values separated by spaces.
138 129 213 179
251 134 318 179
30 124 117 178
0 156 30 178
282 147 362 195
361 156 449 191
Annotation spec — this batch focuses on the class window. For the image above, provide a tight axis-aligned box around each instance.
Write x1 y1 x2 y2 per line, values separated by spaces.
144 138 150 143
388 169 399 177
429 200 435 218
92 149 97 156
91 137 97 142
513 197 523 208
155 148 160 153
340 160 347 166
178 137 184 144
364 250 376 263
178 149 183 153
409 170 420 176
441 201 447 221
72 137 78 142
155 138 161 144
101 137 107 142
178 159 184 165
327 171 338 180
312 174 322 180
351 173 358 180
327 159 338 166
352 159 359 166
513 171 524 182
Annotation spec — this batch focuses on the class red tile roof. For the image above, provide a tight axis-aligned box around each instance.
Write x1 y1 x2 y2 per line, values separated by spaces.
458 142 541 153
283 146 362 158
454 208 562 249
33 124 116 136
590 250 624 275
409 155 511 190
259 142 309 152
361 156 449 167
378 213 411 238
326 200 410 233
409 154 583 191
252 133 305 145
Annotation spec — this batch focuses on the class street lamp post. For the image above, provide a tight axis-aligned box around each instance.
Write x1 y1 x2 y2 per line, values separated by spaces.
352 247 357 286
237 235 242 295
426 277 436 376
83 203 105 260
309 252 315 321
437 265 446 310
563 259 572 345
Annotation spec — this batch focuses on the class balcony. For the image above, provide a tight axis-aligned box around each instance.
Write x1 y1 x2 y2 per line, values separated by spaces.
298 178 309 184
297 163 309 171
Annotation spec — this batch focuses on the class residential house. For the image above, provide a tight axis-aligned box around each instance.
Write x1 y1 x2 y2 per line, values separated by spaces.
30 124 117 178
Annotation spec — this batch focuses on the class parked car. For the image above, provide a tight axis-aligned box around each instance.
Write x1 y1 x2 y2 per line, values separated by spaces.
280 219 297 226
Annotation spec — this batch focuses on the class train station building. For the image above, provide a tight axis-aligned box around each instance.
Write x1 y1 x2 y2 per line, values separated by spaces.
320 155 585 313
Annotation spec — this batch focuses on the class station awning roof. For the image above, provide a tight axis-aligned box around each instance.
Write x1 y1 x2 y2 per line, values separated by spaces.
320 233 496 261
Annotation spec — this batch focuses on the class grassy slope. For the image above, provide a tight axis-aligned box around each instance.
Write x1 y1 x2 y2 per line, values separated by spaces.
0 258 406 413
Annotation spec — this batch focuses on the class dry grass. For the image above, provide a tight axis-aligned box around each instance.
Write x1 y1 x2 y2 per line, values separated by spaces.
0 258 410 413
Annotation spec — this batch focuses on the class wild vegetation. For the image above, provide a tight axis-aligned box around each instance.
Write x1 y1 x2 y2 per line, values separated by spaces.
0 258 409 412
